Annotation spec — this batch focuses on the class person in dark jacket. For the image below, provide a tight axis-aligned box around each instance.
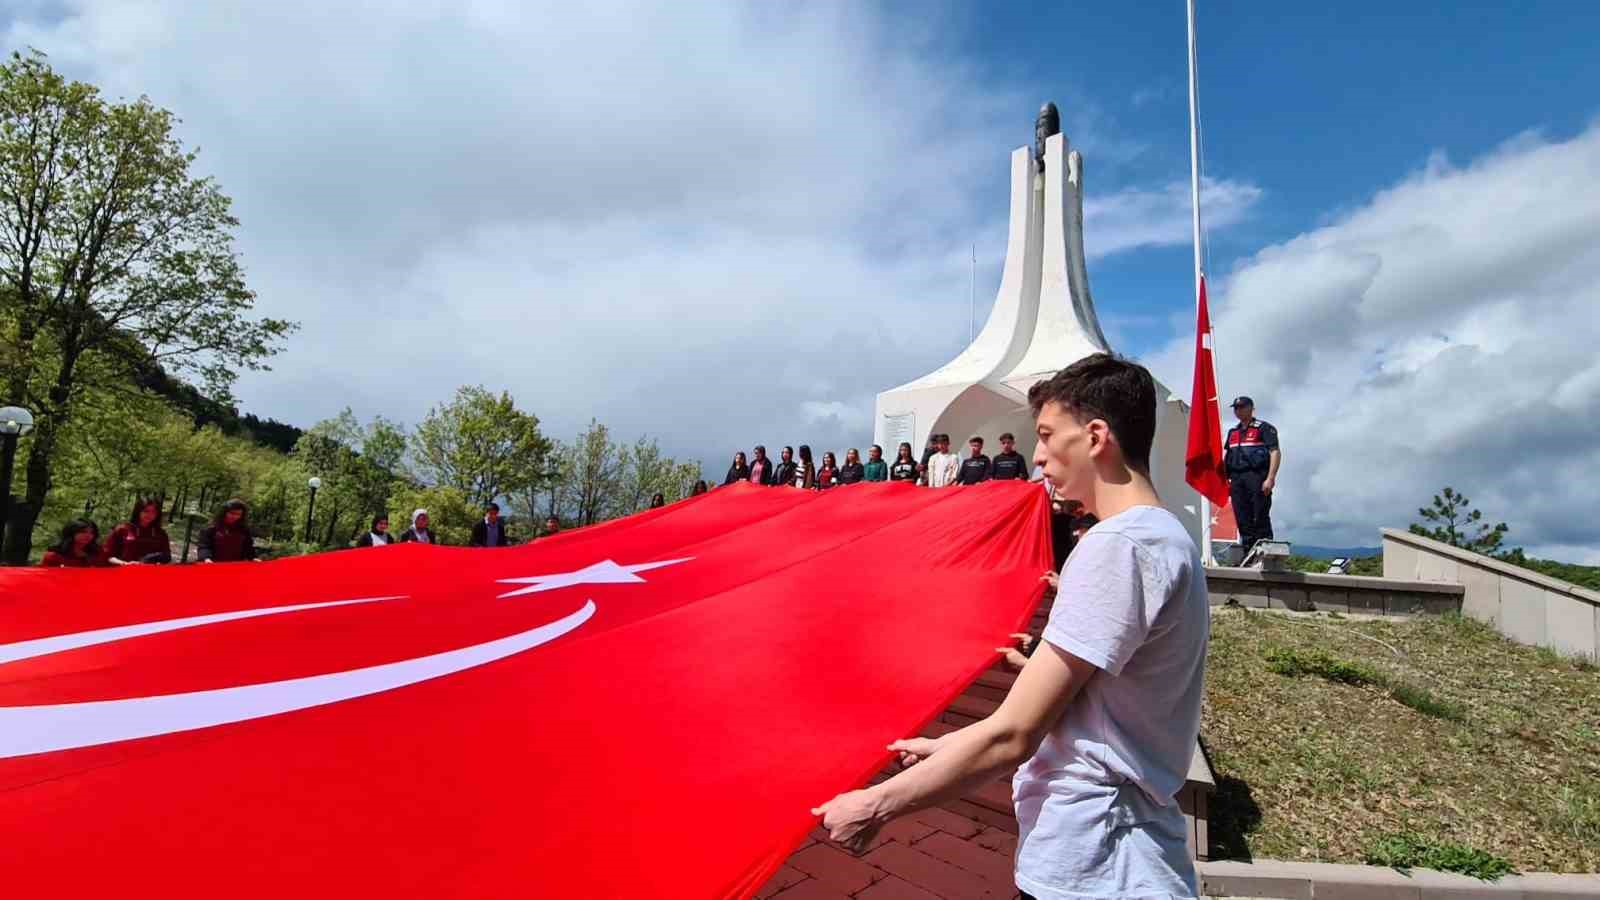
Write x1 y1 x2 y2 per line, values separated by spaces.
748 446 779 485
40 519 105 567
197 499 257 563
990 432 1030 480
795 445 817 489
837 448 866 484
102 496 172 565
691 480 709 496
650 493 666 508
816 452 839 489
889 443 919 482
469 502 512 547
399 509 438 544
957 436 992 485
773 446 800 488
723 451 751 486
355 515 396 547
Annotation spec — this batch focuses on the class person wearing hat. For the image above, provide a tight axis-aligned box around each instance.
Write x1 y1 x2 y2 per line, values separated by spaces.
1220 396 1280 552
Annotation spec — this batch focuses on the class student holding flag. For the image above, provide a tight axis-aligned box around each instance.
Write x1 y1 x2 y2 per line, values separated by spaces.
814 355 1210 900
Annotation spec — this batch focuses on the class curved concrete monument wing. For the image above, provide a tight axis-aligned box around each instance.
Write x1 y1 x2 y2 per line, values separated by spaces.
873 106 1201 544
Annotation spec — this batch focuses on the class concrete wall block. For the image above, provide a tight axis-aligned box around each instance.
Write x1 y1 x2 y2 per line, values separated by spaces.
1416 550 1461 584
1544 591 1597 660
1308 588 1351 615
1269 586 1311 612
1421 593 1463 616
1385 592 1427 616
1196 862 1313 900
1350 586 1388 611
1412 867 1516 898
1227 583 1270 608
1457 564 1503 626
1384 538 1421 581
1516 872 1600 897
1311 863 1423 899
1499 576 1550 647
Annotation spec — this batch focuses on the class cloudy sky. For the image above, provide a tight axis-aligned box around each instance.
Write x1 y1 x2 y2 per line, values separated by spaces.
5 1 1599 559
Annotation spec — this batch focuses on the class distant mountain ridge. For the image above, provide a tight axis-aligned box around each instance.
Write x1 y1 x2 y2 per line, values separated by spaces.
1294 544 1382 560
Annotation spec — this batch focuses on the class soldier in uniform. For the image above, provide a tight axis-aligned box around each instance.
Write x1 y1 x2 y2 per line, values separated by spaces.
1220 396 1280 552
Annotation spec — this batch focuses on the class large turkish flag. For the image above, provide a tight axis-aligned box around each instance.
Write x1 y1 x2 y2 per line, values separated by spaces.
0 481 1050 898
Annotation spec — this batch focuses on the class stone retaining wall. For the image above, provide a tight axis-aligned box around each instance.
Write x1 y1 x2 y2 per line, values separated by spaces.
1207 567 1463 617
1199 858 1599 898
1382 529 1600 660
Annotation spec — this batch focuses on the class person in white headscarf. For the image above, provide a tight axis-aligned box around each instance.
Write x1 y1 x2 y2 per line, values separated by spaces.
399 509 436 544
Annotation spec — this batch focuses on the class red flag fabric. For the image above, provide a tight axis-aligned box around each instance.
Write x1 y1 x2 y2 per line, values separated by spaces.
1185 274 1230 507
0 481 1049 898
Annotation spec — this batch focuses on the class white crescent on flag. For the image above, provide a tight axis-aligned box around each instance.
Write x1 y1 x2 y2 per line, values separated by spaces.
0 597 595 759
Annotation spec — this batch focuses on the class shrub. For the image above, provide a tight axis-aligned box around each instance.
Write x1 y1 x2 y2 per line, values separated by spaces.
1364 832 1515 881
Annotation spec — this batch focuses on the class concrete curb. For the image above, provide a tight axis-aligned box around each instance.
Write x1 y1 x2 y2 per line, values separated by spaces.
1198 859 1600 898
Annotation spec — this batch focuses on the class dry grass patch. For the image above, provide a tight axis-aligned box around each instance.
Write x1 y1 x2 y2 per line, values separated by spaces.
1204 607 1600 873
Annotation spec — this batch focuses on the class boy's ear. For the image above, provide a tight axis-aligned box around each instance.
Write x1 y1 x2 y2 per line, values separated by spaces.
1086 419 1113 459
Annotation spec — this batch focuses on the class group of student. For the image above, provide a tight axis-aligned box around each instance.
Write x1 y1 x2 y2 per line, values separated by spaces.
351 504 565 548
38 497 258 567
720 432 1034 490
37 498 572 566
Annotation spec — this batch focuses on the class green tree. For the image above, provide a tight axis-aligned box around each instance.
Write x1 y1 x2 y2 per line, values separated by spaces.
0 51 294 562
569 419 623 526
1409 487 1511 557
386 484 477 546
411 386 551 509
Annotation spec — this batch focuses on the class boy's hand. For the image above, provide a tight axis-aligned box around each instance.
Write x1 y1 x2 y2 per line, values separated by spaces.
887 736 943 768
811 789 884 854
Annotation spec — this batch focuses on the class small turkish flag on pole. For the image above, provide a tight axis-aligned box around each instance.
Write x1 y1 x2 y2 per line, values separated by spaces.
1185 275 1229 507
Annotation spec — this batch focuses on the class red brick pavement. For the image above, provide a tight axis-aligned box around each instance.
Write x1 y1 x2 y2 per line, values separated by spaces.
758 595 1052 899
760 662 1028 899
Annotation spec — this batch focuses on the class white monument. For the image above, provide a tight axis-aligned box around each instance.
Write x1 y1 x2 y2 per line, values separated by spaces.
873 103 1201 544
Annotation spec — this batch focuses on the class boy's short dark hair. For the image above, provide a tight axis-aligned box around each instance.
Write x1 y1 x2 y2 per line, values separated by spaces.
486 502 499 512
969 436 983 445
999 432 1015 442
1027 353 1156 475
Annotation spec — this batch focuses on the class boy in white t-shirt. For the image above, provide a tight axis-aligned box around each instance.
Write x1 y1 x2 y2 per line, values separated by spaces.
814 353 1210 900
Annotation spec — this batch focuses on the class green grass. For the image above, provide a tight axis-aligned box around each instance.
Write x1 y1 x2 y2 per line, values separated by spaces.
1364 832 1516 880
1205 608 1600 873
1263 645 1465 722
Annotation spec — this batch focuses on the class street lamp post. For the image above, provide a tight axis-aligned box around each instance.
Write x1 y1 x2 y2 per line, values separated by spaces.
303 477 322 545
0 406 37 565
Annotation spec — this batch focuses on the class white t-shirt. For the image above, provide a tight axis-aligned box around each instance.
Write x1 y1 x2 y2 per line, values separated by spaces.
1012 505 1210 900
926 451 960 488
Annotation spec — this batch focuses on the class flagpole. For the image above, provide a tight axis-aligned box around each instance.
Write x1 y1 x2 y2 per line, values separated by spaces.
1187 0 1213 566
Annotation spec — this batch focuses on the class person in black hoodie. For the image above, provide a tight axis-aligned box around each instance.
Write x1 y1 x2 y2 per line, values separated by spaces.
773 446 800 488
990 432 1030 480
957 436 992 485
837 448 866 485
889 442 919 482
723 451 751 486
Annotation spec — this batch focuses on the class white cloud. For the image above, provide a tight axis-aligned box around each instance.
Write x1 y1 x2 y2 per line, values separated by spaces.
1084 177 1261 259
1146 125 1600 558
3 2 1259 482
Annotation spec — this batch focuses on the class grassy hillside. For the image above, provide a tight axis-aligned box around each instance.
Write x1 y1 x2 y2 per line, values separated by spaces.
1204 607 1600 873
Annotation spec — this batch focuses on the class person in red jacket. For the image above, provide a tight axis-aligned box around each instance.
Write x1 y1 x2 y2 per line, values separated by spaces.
196 499 257 563
40 519 106 568
102 496 173 565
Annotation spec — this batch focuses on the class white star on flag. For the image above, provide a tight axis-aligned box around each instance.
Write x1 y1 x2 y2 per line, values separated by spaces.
495 558 694 599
